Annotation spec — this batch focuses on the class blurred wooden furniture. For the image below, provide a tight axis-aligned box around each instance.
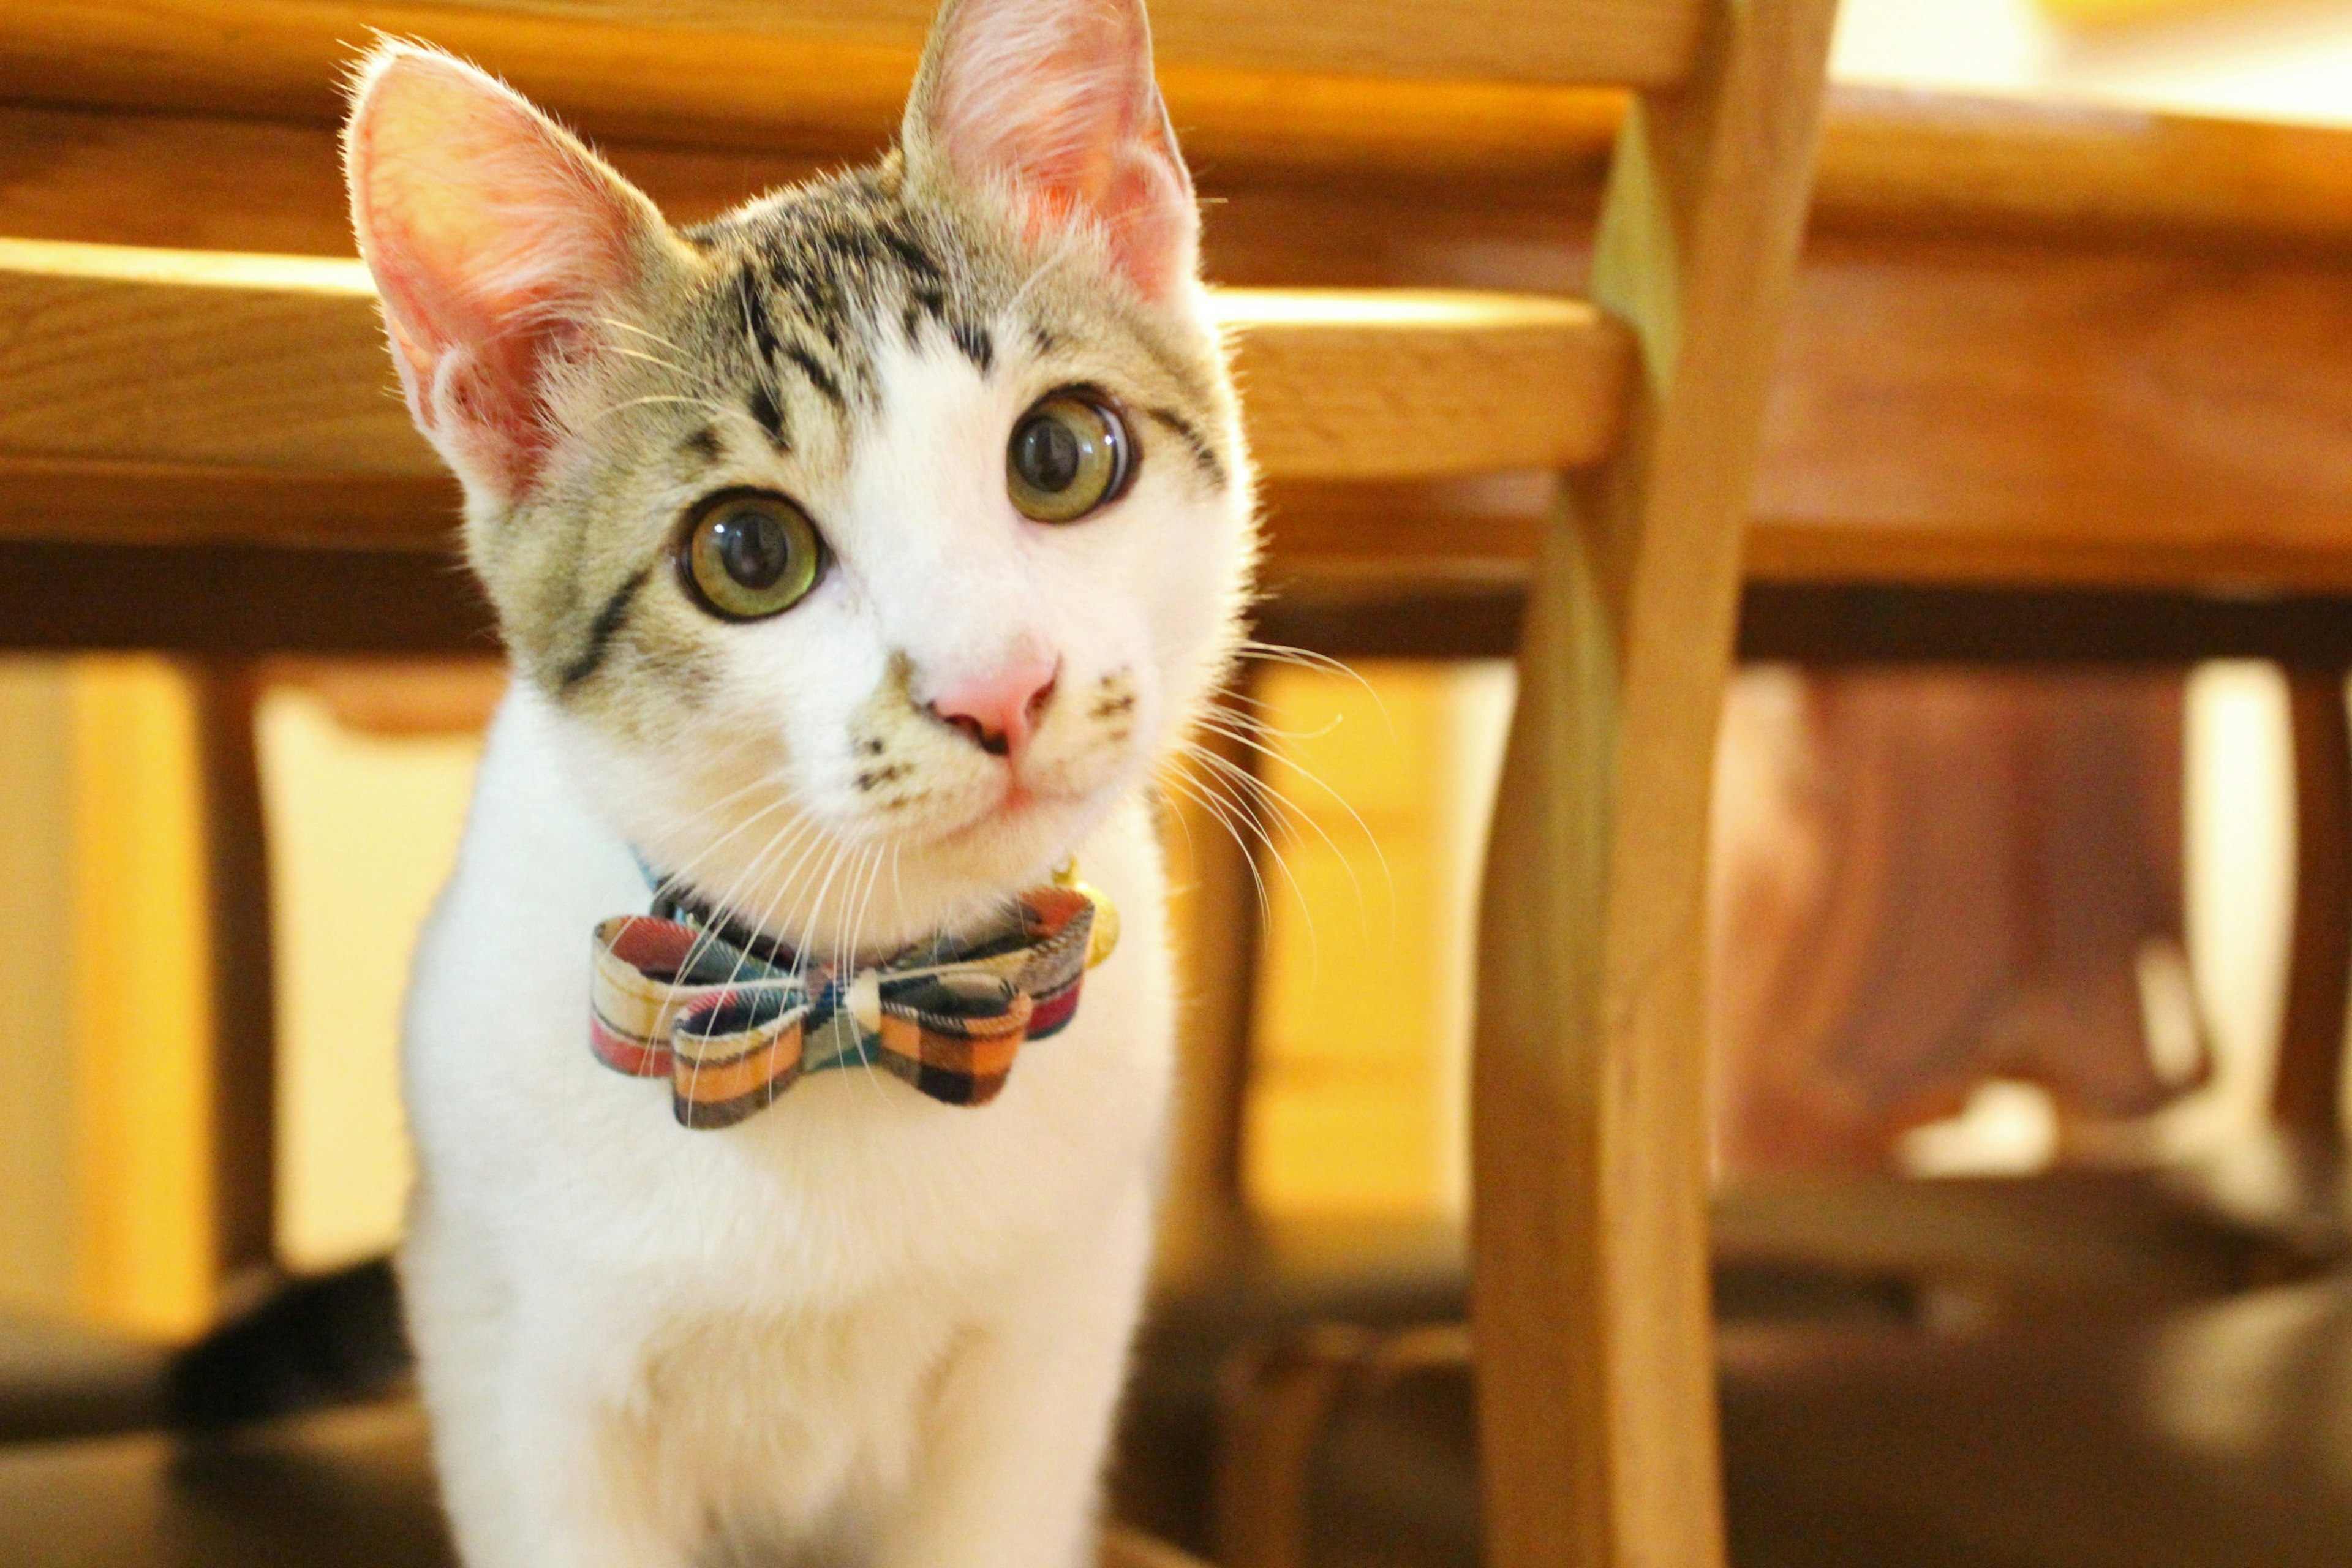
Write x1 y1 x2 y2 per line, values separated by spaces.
1208 1267 2352 1568
0 3 1839 1567
1194 80 2352 1568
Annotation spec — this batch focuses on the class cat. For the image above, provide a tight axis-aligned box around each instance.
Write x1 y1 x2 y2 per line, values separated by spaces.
341 0 1254 1560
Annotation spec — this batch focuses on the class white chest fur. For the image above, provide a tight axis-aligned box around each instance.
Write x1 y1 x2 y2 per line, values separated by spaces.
397 687 1175 1568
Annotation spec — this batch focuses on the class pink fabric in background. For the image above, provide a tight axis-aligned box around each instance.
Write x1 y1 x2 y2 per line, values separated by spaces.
1710 668 2195 1174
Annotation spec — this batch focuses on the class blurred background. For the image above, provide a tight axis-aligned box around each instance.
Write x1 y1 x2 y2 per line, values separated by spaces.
1 0 2349 1343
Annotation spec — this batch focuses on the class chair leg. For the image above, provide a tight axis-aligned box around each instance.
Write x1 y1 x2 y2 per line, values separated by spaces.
1213 1323 1474 1568
1469 4 1838 1567
2275 666 2351 1147
1213 1324 1379 1568
189 660 278 1300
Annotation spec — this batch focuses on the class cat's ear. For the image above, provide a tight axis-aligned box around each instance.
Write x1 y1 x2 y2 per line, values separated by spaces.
344 43 681 500
904 0 1198 301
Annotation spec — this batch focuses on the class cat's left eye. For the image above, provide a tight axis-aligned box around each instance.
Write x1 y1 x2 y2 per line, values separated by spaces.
1007 391 1133 524
678 490 825 622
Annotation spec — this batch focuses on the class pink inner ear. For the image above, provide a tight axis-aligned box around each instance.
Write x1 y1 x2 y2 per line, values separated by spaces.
924 0 1197 299
348 49 647 496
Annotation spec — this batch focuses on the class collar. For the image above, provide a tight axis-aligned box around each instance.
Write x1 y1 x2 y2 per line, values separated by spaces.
589 861 1117 1128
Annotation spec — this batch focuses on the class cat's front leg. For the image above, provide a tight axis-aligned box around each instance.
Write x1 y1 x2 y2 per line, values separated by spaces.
872 1178 1157 1568
409 1235 697 1568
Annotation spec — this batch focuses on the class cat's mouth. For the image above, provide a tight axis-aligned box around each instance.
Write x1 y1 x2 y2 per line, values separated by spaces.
931 775 1087 853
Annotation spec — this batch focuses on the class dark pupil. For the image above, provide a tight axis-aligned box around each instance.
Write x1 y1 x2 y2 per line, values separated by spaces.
1015 414 1084 493
713 511 790 589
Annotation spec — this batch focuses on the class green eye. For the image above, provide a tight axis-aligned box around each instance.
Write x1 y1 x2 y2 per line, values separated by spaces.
1007 391 1133 523
678 491 824 621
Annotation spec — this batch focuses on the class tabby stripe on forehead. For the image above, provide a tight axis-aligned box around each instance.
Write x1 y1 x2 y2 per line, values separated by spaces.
745 384 790 451
950 322 995 376
768 257 849 355
560 566 652 692
734 266 781 364
782 344 849 413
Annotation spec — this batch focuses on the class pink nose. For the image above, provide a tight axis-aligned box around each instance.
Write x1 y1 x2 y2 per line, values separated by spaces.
925 652 1061 762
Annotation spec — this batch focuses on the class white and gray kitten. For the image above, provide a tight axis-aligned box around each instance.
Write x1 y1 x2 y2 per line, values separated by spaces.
342 0 1254 1561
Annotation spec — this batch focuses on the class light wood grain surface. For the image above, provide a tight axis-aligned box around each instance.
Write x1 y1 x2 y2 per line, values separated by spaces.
1469 0 1839 1565
0 0 1687 152
1749 231 2352 589
0 239 429 486
1814 86 2352 254
483 0 1705 86
1221 290 1631 479
0 241 1634 522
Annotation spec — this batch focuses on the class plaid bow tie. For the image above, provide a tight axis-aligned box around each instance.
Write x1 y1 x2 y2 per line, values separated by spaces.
590 869 1117 1128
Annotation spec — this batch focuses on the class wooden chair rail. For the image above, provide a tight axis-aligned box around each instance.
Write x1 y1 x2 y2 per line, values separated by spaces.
0 241 1632 514
1814 89 2352 257
0 0 1700 148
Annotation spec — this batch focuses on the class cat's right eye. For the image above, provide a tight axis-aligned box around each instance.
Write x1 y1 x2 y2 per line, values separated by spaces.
678 490 826 622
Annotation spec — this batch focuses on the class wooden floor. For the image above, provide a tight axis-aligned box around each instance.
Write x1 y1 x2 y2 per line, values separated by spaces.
0 1395 1213 1568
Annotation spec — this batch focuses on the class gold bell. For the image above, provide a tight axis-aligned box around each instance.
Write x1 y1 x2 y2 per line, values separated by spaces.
1053 858 1121 969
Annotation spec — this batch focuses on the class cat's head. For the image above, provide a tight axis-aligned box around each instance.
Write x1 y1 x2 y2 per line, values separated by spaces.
344 0 1253 952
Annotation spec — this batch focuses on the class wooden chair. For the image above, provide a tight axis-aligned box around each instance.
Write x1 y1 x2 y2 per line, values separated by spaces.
0 1 1841 1565
1202 92 2352 1568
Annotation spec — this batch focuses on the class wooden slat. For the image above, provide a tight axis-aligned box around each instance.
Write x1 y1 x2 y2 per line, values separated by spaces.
0 240 1632 532
0 46 1629 198
1238 208 2352 593
474 0 1703 86
0 240 430 486
1814 86 2352 255
0 102 845 257
0 99 1607 274
1748 231 2352 591
1469 3 1839 1568
0 455 459 550
0 0 1700 135
1220 290 1630 480
0 540 497 655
